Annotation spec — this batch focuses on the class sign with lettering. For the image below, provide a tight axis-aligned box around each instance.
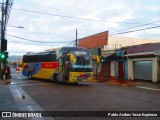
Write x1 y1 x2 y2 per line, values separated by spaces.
42 62 58 69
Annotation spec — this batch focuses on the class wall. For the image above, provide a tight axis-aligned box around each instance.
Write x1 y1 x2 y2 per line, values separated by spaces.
111 61 116 79
105 36 160 50
79 31 108 49
158 60 160 81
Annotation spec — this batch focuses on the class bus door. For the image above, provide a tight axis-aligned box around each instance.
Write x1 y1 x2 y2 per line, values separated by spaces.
63 56 70 81
58 56 70 82
58 58 64 82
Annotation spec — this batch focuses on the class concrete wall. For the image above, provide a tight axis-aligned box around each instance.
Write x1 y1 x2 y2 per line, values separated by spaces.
111 61 116 79
104 36 160 50
158 60 160 81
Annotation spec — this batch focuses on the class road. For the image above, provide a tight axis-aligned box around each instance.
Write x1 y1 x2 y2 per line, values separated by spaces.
10 67 160 119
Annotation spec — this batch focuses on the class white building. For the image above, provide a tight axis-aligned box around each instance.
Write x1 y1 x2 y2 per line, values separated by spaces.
104 36 160 50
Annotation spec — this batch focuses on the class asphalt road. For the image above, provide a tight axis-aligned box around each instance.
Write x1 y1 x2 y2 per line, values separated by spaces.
10 67 160 120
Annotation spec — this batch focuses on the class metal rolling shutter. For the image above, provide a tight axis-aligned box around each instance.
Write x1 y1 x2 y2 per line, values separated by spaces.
134 61 152 80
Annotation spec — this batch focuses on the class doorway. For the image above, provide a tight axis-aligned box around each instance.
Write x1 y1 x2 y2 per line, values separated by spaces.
118 61 124 80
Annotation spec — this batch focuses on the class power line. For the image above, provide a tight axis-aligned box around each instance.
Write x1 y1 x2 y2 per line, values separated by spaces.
110 20 160 34
61 40 75 47
12 7 142 25
6 33 73 43
6 26 75 39
6 25 160 44
110 25 160 36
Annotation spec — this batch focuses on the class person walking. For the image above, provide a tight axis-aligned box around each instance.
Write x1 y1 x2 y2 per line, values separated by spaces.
5 65 11 80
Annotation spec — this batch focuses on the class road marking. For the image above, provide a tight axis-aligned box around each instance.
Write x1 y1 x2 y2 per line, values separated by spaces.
135 86 160 91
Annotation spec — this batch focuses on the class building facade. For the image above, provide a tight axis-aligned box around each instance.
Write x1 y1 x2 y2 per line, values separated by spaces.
104 36 160 50
125 43 160 82
78 31 160 82
103 43 160 83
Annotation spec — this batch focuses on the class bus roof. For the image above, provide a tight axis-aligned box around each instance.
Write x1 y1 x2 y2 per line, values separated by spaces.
23 51 56 56
24 47 89 56
59 46 89 51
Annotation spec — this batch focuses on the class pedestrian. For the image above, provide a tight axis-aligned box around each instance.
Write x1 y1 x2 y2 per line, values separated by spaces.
5 65 11 80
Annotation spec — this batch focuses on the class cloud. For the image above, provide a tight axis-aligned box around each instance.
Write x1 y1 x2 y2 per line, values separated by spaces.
6 0 160 55
8 42 44 55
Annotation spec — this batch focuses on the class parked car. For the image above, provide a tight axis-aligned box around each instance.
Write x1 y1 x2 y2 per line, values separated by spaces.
16 67 21 71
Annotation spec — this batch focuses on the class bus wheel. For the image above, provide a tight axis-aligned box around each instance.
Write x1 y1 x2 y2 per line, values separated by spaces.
28 72 32 79
53 74 58 83
75 82 78 85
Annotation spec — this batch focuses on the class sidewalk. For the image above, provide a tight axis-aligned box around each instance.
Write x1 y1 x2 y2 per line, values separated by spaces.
0 81 19 111
0 79 11 85
0 79 54 120
106 79 160 90
106 80 143 86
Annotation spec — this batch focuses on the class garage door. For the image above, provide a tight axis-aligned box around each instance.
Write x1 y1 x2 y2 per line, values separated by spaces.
134 61 152 80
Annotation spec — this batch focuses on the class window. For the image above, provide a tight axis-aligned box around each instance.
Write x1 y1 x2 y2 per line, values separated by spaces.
23 52 57 63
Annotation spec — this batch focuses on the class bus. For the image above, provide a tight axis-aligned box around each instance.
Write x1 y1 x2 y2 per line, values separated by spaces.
22 47 94 84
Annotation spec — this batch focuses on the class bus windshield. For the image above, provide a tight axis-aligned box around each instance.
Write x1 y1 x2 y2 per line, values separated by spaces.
70 49 92 72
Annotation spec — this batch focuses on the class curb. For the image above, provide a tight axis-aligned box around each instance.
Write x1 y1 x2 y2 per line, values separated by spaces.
106 81 130 87
0 80 11 85
82 80 98 82
105 81 147 87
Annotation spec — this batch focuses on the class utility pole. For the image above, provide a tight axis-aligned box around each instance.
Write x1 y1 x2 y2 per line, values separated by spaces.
1 0 5 79
4 0 9 32
1 0 10 79
76 29 78 46
1 1 5 47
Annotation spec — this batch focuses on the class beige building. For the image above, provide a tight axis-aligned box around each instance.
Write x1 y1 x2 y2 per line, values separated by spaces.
104 36 160 50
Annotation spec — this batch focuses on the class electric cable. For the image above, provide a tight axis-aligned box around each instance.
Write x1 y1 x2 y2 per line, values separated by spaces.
12 7 142 24
110 25 160 36
6 33 73 43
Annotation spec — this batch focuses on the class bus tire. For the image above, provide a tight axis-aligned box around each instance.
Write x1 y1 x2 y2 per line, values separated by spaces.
75 82 78 85
28 72 32 79
53 74 58 83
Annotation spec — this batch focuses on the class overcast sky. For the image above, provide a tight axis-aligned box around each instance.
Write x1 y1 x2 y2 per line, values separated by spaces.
6 0 160 56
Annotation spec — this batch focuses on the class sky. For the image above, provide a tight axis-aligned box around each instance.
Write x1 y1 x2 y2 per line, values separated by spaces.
6 0 160 56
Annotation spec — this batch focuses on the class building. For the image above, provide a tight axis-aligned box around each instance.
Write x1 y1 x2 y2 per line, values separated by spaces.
126 43 160 82
78 31 160 81
79 32 160 51
105 36 160 50
79 31 108 50
102 42 160 83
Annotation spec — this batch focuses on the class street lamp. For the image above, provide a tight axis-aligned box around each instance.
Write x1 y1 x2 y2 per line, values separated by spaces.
7 25 24 29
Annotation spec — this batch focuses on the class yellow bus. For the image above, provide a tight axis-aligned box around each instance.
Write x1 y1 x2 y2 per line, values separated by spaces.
22 47 93 84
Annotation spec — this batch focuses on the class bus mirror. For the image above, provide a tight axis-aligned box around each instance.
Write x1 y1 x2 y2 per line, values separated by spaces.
67 54 75 63
96 56 100 64
91 55 100 64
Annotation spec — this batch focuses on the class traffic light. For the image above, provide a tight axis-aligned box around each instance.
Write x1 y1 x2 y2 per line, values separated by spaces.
0 52 8 59
5 52 8 58
1 39 7 51
1 53 5 59
100 56 104 62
